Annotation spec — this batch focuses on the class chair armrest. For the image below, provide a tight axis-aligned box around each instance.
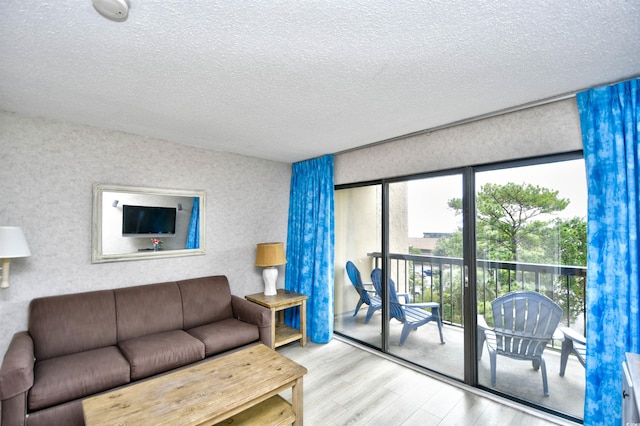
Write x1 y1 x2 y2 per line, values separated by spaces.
476 315 491 358
559 326 586 345
0 332 35 400
477 314 491 332
559 326 586 370
362 282 378 296
398 293 410 303
404 301 439 309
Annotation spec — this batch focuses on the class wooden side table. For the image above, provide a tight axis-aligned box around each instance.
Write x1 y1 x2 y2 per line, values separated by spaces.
245 289 308 349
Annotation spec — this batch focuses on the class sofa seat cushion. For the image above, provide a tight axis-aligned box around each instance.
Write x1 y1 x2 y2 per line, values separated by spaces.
29 346 129 411
118 330 205 380
187 318 260 357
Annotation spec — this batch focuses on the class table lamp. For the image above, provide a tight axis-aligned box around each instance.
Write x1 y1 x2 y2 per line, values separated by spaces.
0 227 31 289
255 242 286 296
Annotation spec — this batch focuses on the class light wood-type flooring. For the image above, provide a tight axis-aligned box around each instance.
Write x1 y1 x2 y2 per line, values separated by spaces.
277 337 579 426
334 313 585 419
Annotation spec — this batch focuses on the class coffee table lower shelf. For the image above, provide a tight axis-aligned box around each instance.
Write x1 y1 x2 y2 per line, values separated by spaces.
213 395 294 426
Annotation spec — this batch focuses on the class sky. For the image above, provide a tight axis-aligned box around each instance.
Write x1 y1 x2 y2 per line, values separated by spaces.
407 159 587 237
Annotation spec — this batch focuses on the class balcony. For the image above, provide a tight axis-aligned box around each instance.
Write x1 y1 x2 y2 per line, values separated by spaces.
335 252 586 421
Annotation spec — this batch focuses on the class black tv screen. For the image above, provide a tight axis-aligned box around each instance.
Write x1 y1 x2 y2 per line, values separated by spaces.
122 205 176 236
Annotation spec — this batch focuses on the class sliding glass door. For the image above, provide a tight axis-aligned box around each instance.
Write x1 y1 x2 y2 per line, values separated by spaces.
386 175 464 379
334 154 586 422
475 159 586 419
334 184 382 349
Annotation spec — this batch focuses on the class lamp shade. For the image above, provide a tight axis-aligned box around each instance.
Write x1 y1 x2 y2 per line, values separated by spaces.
255 242 286 267
0 227 31 258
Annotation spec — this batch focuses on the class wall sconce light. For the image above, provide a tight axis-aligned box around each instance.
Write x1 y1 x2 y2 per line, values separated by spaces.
177 203 183 211
0 227 32 289
112 200 119 207
255 242 286 296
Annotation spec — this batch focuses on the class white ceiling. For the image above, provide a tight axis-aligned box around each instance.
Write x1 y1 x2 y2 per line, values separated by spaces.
1 2 639 163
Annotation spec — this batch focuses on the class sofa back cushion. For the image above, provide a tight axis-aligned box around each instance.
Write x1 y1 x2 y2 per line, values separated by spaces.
29 290 117 360
114 282 183 342
178 276 233 329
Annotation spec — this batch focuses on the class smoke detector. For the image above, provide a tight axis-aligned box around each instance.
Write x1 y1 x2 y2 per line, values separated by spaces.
93 0 129 22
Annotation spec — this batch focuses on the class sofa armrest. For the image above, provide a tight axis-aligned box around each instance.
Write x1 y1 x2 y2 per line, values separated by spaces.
231 295 271 327
0 331 35 400
2 393 27 426
231 295 273 347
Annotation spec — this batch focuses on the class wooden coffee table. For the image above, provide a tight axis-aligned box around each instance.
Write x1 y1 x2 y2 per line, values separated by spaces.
82 344 307 425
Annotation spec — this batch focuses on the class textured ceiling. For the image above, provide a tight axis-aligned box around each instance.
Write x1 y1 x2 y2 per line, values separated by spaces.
1 1 639 163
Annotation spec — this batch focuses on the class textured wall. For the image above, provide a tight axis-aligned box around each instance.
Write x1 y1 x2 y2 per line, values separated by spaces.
0 111 291 355
334 98 583 184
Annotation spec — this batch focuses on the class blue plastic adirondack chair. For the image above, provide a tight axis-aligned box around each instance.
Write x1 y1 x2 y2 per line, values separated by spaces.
346 261 381 324
371 268 444 346
558 326 586 376
477 290 563 397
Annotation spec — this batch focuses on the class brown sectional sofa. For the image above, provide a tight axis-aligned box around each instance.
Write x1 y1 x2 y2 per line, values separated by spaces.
0 275 272 426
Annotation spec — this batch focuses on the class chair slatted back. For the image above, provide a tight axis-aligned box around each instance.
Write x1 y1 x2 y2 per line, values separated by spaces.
371 269 405 322
491 291 562 359
346 261 372 305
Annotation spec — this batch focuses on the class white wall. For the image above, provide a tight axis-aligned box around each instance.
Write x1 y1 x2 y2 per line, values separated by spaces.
0 111 291 355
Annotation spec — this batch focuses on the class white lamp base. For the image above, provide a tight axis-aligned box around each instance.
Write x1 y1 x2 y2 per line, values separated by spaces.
262 267 278 296
1 259 10 289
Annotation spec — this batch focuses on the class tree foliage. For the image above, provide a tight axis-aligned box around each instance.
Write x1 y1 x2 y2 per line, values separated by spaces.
447 182 570 261
433 182 586 322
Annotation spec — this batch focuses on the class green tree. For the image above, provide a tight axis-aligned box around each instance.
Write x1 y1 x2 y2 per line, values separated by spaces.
542 217 587 320
548 217 587 266
435 182 586 322
433 230 463 257
445 182 570 261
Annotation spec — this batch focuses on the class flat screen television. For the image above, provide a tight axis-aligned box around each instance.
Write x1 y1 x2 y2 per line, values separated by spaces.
122 205 176 237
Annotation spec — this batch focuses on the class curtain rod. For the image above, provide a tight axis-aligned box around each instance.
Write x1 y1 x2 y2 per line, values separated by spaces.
337 73 640 156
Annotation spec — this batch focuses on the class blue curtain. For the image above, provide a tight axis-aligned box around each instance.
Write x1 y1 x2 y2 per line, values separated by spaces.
577 79 640 425
186 197 200 249
284 154 335 343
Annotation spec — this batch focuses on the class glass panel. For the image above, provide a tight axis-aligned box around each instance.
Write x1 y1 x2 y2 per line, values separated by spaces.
475 159 586 420
334 185 382 349
92 184 206 263
387 175 464 380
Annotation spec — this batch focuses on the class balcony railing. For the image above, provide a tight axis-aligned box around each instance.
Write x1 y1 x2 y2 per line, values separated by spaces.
368 252 586 331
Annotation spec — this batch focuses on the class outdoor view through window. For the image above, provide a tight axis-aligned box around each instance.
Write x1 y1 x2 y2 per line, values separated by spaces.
335 156 587 421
